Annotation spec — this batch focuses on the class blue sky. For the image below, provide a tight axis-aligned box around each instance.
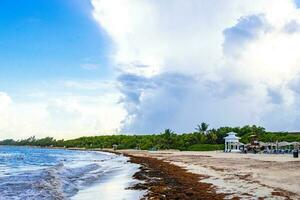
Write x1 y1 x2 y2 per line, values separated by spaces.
2 0 300 139
0 0 112 95
0 0 126 139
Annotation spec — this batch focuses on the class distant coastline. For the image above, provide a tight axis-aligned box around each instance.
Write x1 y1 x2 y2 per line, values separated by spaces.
1 125 299 152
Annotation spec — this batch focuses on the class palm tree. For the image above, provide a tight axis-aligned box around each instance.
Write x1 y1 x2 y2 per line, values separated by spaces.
195 122 209 135
161 129 175 149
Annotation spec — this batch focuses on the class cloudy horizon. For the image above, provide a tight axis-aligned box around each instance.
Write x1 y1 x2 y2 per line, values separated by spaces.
1 0 300 140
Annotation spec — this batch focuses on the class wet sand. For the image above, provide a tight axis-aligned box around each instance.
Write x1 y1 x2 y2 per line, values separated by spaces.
72 163 144 200
71 151 145 200
119 150 300 200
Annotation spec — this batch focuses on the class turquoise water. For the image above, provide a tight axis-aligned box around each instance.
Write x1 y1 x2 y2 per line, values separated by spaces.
0 146 141 200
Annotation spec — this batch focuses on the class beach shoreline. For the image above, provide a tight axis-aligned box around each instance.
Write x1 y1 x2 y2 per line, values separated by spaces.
62 148 300 199
4 146 299 199
0 146 145 200
76 148 224 199
114 150 300 200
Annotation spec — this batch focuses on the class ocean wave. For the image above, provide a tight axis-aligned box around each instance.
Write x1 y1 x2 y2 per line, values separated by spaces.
0 162 107 200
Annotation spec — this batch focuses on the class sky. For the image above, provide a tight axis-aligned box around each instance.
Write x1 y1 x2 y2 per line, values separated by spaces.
1 0 300 139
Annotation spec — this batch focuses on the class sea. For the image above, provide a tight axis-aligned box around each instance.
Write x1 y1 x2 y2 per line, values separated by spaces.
0 146 144 200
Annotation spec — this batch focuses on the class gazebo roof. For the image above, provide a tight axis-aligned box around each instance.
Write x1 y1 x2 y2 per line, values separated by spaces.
224 132 240 140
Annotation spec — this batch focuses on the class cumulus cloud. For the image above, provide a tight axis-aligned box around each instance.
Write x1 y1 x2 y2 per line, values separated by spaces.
44 94 125 138
0 92 12 111
0 92 47 140
91 0 300 132
223 15 270 57
0 90 126 140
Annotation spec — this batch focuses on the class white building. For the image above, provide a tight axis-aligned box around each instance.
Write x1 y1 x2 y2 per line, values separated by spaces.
224 132 241 152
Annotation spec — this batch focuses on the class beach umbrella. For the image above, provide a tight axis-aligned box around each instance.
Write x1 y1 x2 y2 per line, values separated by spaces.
291 142 300 150
291 142 300 145
268 142 276 147
278 141 290 147
259 142 267 146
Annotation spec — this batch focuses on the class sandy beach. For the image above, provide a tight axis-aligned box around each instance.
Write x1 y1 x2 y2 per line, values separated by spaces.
118 150 300 200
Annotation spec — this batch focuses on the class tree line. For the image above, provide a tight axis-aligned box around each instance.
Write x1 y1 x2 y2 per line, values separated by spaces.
1 123 300 151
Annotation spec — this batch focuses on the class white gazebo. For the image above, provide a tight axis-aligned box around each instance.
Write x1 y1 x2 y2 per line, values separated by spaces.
224 132 241 152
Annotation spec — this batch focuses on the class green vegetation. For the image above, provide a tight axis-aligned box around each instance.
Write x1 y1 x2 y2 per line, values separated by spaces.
1 124 300 151
187 144 224 151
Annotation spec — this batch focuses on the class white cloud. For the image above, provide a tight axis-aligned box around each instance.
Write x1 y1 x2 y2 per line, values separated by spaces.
81 63 99 70
62 80 116 91
3 0 300 139
0 90 126 140
92 0 292 76
0 92 12 111
92 0 300 132
44 94 126 138
0 93 47 140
